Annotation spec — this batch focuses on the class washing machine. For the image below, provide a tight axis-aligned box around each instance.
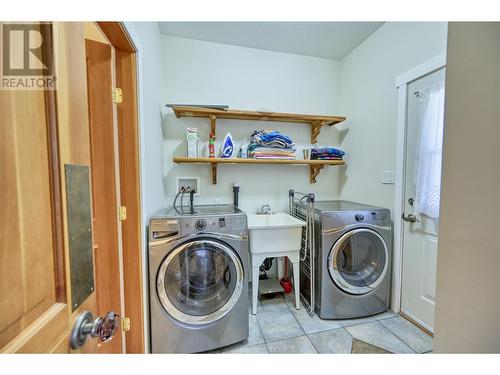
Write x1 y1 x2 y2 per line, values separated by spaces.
298 200 392 319
148 205 249 353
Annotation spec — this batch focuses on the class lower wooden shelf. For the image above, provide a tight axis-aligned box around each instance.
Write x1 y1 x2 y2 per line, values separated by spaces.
173 157 345 184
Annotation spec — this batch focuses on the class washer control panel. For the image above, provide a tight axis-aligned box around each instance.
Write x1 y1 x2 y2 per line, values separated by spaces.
178 215 247 235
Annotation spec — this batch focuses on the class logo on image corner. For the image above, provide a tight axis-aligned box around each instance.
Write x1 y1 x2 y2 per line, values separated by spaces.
1 23 56 90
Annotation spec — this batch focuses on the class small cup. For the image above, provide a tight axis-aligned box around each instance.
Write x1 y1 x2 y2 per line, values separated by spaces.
302 149 310 160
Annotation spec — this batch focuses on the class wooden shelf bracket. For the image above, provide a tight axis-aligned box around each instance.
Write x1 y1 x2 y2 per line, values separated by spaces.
311 121 326 144
211 162 217 184
309 164 324 183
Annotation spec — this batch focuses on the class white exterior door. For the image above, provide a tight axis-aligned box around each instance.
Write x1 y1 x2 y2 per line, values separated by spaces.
401 68 445 332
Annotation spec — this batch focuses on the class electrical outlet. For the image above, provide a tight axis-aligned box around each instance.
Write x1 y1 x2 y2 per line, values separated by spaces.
383 170 395 184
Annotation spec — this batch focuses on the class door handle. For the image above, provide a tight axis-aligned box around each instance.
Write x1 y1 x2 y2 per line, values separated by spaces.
70 311 120 349
402 213 419 223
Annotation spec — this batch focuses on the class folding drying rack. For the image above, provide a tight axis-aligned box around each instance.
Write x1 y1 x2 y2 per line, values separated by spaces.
289 190 316 316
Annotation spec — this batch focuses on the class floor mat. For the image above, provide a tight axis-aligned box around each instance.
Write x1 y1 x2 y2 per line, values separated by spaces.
351 338 392 354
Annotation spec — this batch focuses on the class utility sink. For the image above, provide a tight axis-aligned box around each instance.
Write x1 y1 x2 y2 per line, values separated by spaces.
247 213 306 255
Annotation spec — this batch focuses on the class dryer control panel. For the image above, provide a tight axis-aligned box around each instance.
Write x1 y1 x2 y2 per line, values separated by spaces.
353 210 389 223
321 209 392 230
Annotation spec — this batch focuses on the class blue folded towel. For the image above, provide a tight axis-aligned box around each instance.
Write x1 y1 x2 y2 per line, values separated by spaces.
311 147 345 157
251 130 295 149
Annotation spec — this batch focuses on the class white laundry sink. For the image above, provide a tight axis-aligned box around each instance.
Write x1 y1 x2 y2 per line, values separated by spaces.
247 213 306 255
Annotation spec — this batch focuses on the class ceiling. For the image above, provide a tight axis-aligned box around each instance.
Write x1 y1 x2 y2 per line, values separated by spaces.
159 22 383 60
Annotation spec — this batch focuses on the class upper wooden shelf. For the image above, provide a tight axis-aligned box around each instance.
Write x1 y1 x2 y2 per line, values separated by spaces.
170 106 346 144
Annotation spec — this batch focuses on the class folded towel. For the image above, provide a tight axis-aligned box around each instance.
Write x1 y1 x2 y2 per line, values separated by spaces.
248 145 295 153
252 155 296 160
250 150 296 159
251 152 295 157
311 153 343 158
311 147 345 157
251 130 295 149
250 148 294 154
311 156 343 160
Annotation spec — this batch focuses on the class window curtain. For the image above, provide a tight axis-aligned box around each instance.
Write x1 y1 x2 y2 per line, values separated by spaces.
414 85 445 219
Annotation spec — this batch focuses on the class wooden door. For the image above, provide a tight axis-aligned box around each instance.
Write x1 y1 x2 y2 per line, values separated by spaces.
401 68 446 332
0 77 66 353
0 22 92 353
85 37 123 354
0 22 128 353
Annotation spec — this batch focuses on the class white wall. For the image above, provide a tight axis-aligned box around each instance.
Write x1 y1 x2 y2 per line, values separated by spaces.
338 22 448 212
161 36 342 214
125 21 165 353
434 22 500 353
129 22 167 219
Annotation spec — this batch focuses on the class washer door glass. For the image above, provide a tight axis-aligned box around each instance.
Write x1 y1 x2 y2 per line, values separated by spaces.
328 228 388 295
157 239 244 325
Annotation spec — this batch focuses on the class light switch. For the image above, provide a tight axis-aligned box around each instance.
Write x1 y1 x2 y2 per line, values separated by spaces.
383 170 395 184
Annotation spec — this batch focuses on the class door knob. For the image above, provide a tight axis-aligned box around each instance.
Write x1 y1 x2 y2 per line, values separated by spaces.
402 213 419 223
70 311 120 349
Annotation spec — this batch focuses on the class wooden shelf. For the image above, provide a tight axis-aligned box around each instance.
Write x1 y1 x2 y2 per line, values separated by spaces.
173 157 345 184
171 106 346 144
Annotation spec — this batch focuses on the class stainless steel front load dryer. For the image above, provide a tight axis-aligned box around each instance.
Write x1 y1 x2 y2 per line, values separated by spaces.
299 201 392 319
148 205 249 353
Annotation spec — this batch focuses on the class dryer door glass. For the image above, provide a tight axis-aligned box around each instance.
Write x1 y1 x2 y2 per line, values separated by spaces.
328 228 388 295
157 239 244 324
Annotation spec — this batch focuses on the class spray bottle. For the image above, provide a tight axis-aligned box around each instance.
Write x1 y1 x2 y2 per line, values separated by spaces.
239 138 248 158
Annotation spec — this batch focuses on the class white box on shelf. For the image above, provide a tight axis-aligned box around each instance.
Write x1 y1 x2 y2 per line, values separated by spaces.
186 127 199 158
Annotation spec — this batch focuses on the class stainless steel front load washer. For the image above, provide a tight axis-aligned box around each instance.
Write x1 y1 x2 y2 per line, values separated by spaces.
148 205 249 353
298 201 392 319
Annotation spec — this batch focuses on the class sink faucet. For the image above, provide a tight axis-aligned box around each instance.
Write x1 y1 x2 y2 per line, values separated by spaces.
259 205 272 215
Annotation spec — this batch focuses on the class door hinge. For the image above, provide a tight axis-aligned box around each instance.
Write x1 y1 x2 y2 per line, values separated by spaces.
119 206 127 221
121 317 131 332
112 87 123 103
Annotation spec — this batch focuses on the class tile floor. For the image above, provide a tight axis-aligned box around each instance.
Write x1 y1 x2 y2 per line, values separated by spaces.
209 293 433 354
